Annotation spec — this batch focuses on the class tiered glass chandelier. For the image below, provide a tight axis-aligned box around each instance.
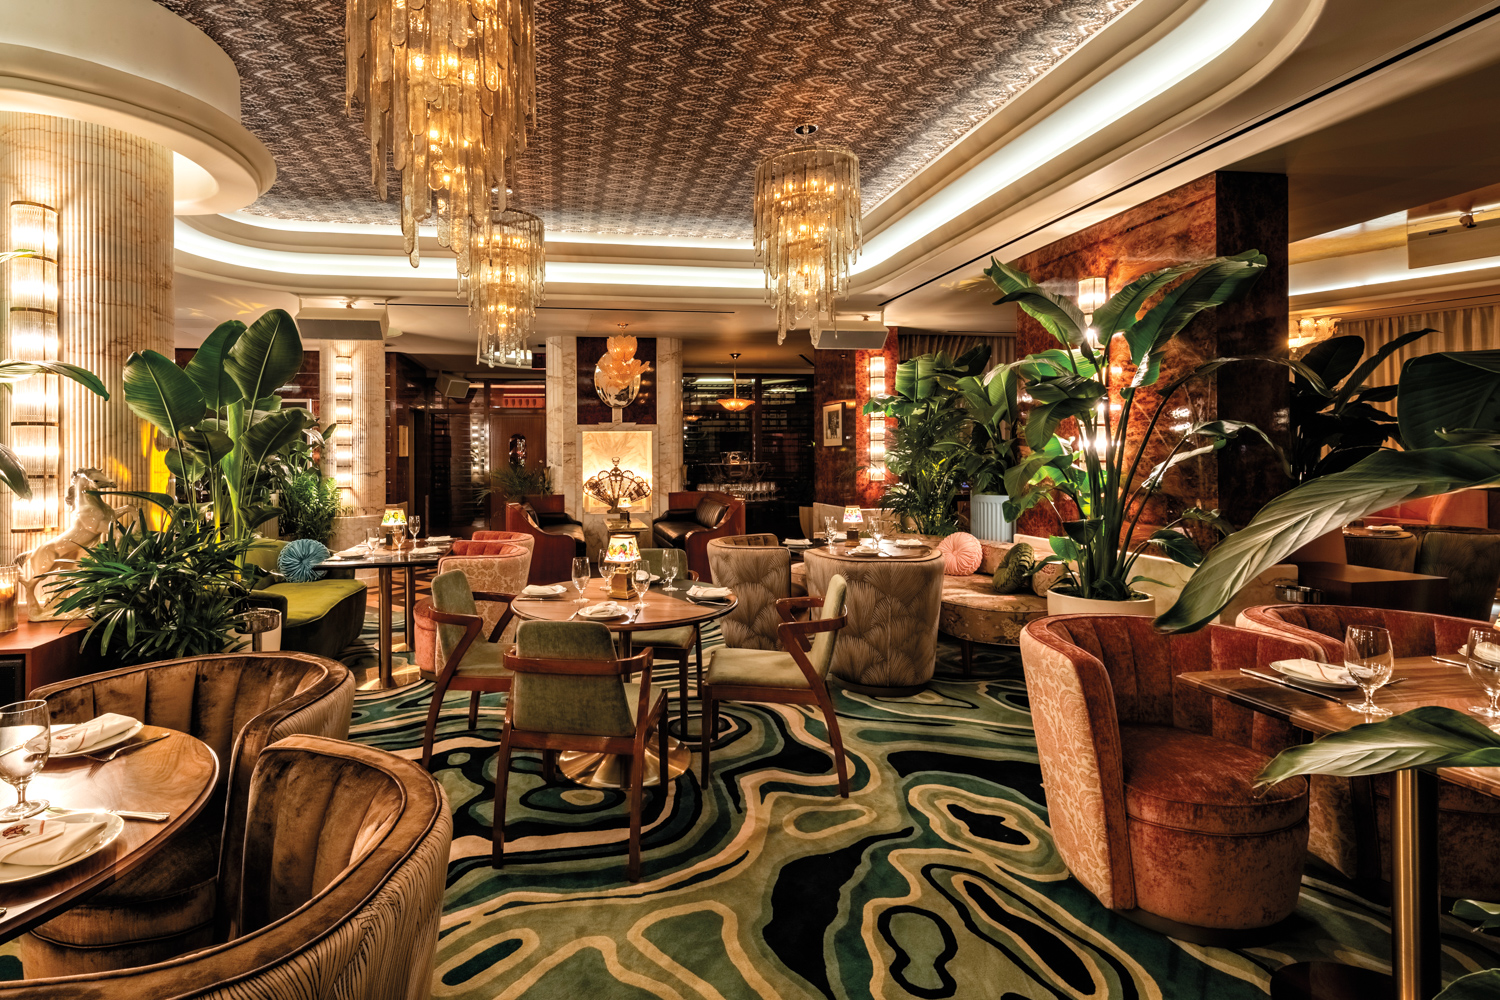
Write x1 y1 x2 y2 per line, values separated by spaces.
471 208 545 367
753 127 861 346
345 0 535 276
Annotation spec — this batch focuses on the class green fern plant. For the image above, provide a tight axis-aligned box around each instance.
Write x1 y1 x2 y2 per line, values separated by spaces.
278 471 341 544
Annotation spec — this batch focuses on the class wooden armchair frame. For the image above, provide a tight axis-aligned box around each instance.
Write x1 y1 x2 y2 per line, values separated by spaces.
629 569 705 726
416 590 517 769
701 595 851 796
497 647 667 880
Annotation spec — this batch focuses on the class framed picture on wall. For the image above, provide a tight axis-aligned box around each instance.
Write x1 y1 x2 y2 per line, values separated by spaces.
821 402 844 447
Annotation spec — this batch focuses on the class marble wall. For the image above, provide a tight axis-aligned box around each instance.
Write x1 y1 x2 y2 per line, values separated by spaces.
314 339 386 551
1010 171 1290 538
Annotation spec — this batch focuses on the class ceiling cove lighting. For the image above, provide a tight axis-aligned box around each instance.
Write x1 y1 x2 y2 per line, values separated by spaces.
345 0 535 276
717 354 753 412
6 202 61 531
473 208 545 368
854 0 1273 275
754 126 862 347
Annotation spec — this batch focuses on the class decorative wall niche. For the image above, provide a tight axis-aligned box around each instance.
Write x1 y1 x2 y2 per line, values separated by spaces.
579 430 653 515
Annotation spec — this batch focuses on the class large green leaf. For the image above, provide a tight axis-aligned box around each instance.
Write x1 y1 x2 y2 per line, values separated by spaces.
236 408 315 477
984 259 1087 348
122 350 205 438
1300 335 1365 390
1255 706 1500 789
224 309 303 404
184 320 245 412
1122 253 1267 378
1143 528 1204 567
1398 350 1500 450
179 427 235 465
1090 253 1259 338
0 441 31 497
1155 445 1500 632
1332 327 1437 408
1452 899 1500 930
0 361 109 399
1436 970 1500 1000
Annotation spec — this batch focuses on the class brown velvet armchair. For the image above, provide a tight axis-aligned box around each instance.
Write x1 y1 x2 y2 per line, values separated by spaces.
1238 603 1500 899
650 491 745 583
506 500 585 584
1019 615 1312 942
22 653 355 976
2 736 451 1000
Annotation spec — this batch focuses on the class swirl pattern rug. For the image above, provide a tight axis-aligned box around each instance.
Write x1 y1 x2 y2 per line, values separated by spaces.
349 638 1500 999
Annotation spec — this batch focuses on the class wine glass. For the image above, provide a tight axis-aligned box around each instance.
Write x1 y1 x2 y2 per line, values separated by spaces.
1466 626 1500 718
0 700 50 820
660 559 680 593
364 527 380 553
571 557 591 603
634 564 651 608
871 518 885 555
1344 625 1395 717
408 514 422 542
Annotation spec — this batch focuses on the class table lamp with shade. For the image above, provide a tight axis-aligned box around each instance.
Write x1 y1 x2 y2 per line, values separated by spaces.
842 505 863 544
603 532 642 599
584 457 652 529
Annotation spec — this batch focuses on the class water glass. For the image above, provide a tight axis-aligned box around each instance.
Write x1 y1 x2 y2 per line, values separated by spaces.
634 565 651 607
571 556 591 603
1466 626 1500 718
364 527 380 553
661 560 679 592
408 515 422 542
0 700 50 820
1344 625 1395 717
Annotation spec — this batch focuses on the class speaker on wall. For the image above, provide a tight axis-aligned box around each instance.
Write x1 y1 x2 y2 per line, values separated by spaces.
435 373 472 399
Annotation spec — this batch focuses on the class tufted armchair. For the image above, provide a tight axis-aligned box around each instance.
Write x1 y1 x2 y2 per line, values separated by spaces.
458 530 535 557
1238 603 1500 899
431 541 532 650
506 502 584 584
23 653 355 975
2 736 451 999
1019 616 1311 941
650 491 745 583
707 534 791 651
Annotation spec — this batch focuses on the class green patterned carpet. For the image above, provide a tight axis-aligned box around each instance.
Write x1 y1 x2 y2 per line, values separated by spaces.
349 634 1500 1000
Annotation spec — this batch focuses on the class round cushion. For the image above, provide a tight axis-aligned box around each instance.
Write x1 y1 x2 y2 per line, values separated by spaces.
277 538 330 582
991 543 1034 593
1031 561 1066 596
937 532 983 576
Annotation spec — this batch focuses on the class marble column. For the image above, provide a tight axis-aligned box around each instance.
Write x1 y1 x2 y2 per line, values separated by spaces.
313 340 387 552
0 112 174 560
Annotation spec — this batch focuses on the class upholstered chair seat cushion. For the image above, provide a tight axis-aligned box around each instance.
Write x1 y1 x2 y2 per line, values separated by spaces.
1121 726 1308 835
632 625 695 649
453 640 513 678
706 647 811 690
261 578 368 629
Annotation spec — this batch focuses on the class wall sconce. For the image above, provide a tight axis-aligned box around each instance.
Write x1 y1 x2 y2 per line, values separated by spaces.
6 202 61 531
1077 276 1108 348
470 413 489 482
1289 316 1340 348
333 355 354 490
867 354 887 481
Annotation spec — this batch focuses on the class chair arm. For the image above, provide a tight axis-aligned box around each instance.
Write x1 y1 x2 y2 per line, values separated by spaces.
776 610 846 652
774 595 825 624
471 592 518 643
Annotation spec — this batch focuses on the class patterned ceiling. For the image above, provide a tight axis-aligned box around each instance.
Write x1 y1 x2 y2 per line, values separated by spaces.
157 0 1136 239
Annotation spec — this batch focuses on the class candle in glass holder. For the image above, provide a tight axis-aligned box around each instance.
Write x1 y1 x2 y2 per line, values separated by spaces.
0 565 19 633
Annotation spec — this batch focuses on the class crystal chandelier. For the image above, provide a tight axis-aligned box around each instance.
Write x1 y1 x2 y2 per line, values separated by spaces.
753 127 861 347
345 0 535 276
472 208 545 367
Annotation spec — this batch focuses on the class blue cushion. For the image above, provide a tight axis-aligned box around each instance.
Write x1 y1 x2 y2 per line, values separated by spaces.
277 538 330 583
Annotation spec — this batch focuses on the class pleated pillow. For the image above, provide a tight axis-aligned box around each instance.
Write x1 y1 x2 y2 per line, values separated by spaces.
937 532 983 576
278 538 330 583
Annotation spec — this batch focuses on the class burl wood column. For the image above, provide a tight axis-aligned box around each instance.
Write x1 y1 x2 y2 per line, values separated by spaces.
0 112 173 544
1012 171 1290 537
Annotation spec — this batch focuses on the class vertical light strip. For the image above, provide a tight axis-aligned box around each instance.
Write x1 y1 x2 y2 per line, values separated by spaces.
867 354 886 481
6 201 60 531
333 354 354 490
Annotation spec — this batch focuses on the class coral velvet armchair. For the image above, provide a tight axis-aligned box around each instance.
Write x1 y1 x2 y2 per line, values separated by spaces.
650 491 745 583
1019 615 1312 942
506 501 584 584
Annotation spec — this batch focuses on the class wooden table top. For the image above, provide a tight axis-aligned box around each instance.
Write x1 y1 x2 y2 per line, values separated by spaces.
1296 561 1445 585
802 540 936 561
510 577 736 632
1178 656 1500 795
0 727 218 941
315 543 452 570
1343 527 1414 539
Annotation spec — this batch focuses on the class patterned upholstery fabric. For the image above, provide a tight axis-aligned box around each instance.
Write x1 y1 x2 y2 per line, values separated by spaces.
24 654 355 975
4 737 452 999
438 542 531 644
452 531 534 557
1416 530 1500 622
705 576 847 688
1237 603 1500 897
802 548 943 690
1019 616 1310 929
707 535 790 650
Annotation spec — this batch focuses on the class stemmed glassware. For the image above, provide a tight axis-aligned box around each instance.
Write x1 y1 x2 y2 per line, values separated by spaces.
0 700 51 820
571 557 591 603
870 517 885 555
1344 624 1395 717
660 559 679 593
408 514 422 543
1465 626 1500 719
634 563 651 608
364 527 380 553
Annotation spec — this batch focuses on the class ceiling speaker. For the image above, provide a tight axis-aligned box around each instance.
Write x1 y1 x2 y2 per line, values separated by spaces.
435 373 472 399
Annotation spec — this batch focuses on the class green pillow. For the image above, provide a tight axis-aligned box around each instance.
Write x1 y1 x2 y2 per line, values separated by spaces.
992 543 1035 594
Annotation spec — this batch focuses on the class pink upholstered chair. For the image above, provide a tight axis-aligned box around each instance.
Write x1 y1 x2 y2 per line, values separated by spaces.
1237 604 1500 899
1364 488 1489 529
1019 615 1312 942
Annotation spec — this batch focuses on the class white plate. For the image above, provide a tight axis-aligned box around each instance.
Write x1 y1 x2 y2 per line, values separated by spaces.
49 721 145 759
1271 660 1357 689
0 811 126 884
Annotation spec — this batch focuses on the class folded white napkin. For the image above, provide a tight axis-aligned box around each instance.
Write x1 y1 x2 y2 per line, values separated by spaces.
784 538 811 546
0 818 108 866
688 585 732 600
426 535 454 543
581 602 626 618
336 546 366 558
410 545 443 556
1271 658 1353 685
522 584 566 597
894 538 925 547
51 714 136 755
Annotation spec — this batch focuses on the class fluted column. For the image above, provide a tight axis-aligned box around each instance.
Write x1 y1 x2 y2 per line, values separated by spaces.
0 112 173 557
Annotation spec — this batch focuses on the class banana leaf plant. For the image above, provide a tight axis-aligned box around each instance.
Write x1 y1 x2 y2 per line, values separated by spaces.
120 309 316 546
980 250 1288 601
1157 348 1500 631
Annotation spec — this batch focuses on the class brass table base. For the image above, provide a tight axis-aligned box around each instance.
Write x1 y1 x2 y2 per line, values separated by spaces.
557 737 691 788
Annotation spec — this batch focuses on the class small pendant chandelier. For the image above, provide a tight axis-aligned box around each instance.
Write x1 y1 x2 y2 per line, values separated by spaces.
472 207 545 368
753 125 861 347
717 353 754 411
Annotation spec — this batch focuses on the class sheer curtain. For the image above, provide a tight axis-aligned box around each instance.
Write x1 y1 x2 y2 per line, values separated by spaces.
1339 305 1500 392
897 332 1016 370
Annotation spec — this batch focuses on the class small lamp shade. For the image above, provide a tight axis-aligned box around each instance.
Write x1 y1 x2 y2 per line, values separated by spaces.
605 533 640 565
842 506 863 525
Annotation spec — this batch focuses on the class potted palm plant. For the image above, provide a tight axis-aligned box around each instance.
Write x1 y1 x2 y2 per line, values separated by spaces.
978 250 1287 615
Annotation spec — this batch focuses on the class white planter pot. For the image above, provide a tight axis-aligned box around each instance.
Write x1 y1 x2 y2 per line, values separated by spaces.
1046 589 1157 617
970 493 1013 543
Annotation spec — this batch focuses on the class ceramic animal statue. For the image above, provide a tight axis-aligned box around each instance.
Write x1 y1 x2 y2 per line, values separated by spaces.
15 468 133 619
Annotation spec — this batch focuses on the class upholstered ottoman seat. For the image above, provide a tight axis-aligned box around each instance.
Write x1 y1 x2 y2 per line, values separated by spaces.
1120 726 1308 930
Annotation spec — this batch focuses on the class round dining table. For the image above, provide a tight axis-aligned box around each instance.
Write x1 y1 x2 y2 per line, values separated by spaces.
510 576 737 789
316 542 452 688
0 727 218 942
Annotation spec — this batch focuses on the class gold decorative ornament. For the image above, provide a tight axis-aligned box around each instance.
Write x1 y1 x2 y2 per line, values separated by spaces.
593 327 651 407
753 126 861 347
584 457 652 527
472 207 545 367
